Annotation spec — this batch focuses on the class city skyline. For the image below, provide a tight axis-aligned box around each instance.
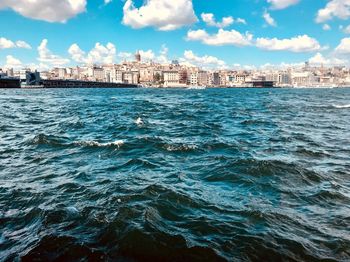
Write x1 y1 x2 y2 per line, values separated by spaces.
1 0 350 70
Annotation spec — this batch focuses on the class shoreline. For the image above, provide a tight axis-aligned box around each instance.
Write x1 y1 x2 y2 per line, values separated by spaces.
1 86 350 90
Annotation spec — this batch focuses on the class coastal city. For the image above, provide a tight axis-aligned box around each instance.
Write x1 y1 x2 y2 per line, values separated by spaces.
1 51 350 88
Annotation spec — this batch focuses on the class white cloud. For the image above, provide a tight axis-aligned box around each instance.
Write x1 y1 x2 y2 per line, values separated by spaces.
322 24 331 31
122 0 197 31
157 44 169 64
335 37 350 53
117 50 155 62
180 50 226 69
343 25 350 34
0 37 15 49
316 0 350 23
38 39 70 66
186 29 253 46
256 35 323 52
4 55 22 68
0 37 31 49
68 44 86 63
201 13 246 28
139 50 155 61
116 45 169 63
68 42 117 64
201 13 233 28
267 0 300 10
263 11 277 27
236 18 247 24
0 0 86 23
104 0 112 4
141 45 169 63
26 63 50 71
16 40 31 49
309 52 346 65
259 62 304 69
118 52 133 60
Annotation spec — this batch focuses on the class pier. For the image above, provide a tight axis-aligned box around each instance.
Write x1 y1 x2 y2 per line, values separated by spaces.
0 78 21 88
38 79 138 89
1 78 139 89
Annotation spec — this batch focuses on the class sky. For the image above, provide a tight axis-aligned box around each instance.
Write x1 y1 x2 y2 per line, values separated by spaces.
1 0 350 70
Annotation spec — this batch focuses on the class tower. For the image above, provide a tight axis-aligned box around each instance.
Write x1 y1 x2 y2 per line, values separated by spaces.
135 51 141 63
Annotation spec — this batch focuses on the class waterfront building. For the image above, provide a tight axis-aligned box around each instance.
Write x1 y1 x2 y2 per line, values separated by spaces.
40 71 50 80
123 71 139 85
71 67 81 80
292 72 312 87
219 71 228 87
266 72 291 86
212 72 220 86
91 67 104 82
198 71 209 86
139 68 154 84
235 74 247 84
24 71 41 86
58 68 66 79
6 68 14 77
188 72 198 86
278 72 292 85
19 69 29 81
105 70 111 83
179 70 188 85
163 71 180 87
115 70 123 83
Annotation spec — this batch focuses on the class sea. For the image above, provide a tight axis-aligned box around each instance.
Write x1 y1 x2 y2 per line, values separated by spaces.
0 88 349 261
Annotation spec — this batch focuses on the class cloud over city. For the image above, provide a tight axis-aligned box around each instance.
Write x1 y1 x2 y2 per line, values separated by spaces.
122 0 197 31
0 0 86 22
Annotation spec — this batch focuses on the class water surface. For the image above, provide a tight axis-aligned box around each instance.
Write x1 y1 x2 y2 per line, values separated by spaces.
0 88 350 261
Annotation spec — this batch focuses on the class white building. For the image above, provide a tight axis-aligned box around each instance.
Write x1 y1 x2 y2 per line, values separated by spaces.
123 71 139 84
55 68 66 79
163 71 180 87
92 67 104 81
292 72 314 87
189 72 198 86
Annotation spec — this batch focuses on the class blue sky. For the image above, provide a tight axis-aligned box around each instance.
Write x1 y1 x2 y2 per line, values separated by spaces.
1 0 350 69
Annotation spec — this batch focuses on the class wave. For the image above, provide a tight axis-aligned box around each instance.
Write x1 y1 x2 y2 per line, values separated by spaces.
30 134 68 147
118 158 159 169
203 158 323 187
332 104 350 109
295 147 330 158
74 140 124 148
30 134 124 149
163 143 198 152
135 117 144 126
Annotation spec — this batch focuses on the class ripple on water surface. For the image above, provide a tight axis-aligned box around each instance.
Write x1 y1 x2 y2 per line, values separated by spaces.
0 88 350 261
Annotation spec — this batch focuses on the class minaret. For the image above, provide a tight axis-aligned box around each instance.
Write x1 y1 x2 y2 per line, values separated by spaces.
135 50 141 63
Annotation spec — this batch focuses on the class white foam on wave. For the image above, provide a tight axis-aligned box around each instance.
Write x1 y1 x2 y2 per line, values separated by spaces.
75 140 124 148
135 117 144 126
332 104 350 109
66 206 79 214
165 144 198 152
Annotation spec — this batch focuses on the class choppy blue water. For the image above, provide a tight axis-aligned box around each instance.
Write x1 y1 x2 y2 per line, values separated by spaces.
0 88 350 261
